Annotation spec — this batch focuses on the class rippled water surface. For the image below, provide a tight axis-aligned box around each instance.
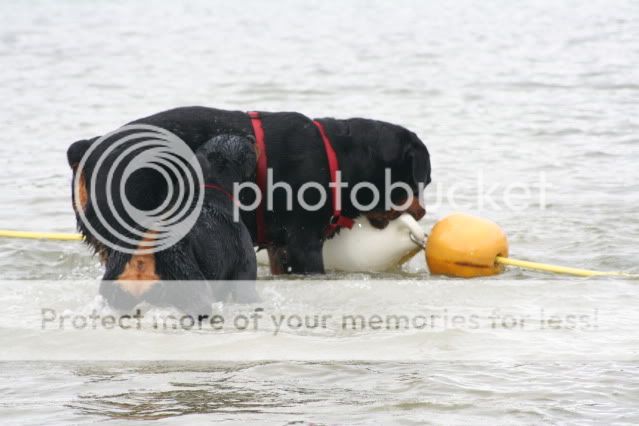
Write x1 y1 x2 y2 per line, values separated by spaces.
1 0 638 424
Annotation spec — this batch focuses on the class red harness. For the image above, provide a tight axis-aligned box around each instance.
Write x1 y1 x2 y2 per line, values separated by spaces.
312 119 355 236
203 183 236 203
248 112 268 245
248 112 354 245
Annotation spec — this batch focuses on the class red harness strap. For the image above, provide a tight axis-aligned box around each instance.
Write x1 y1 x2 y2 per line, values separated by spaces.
312 120 354 236
248 112 354 244
203 183 236 203
248 111 268 245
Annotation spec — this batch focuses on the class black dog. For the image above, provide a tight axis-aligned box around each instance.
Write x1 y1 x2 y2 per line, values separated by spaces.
70 134 259 313
68 106 431 275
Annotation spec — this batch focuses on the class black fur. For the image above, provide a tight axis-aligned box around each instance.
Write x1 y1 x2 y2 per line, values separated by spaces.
67 106 431 278
92 134 258 313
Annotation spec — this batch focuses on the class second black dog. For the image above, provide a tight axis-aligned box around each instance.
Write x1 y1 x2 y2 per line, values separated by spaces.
98 134 259 313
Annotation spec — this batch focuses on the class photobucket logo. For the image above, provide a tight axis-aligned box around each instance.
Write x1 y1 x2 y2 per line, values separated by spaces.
230 169 550 221
75 124 204 254
231 169 423 222
426 170 550 212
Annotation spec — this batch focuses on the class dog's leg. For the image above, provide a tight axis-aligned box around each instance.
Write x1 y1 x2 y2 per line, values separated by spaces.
284 228 325 274
230 235 260 303
267 246 288 275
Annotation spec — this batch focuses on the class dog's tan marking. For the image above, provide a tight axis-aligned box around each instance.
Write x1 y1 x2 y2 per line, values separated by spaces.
116 233 160 297
403 196 426 222
365 196 426 230
74 169 88 211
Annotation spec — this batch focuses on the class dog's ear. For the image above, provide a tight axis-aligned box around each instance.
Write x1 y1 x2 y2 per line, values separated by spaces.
246 134 259 163
220 134 257 180
404 132 431 191
198 134 257 181
238 135 258 180
67 137 97 170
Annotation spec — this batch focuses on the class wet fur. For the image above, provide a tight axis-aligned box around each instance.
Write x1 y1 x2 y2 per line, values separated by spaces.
70 134 259 314
67 106 431 276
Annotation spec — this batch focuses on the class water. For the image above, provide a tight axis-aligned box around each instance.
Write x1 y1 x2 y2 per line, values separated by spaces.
1 0 638 424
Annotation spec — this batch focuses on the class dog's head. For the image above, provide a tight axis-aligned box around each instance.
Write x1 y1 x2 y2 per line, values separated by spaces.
195 133 257 185
67 134 166 260
385 126 431 198
370 123 431 218
67 127 214 258
321 118 431 214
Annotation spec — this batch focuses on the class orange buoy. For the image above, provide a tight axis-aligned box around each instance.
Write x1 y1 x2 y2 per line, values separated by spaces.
426 213 509 278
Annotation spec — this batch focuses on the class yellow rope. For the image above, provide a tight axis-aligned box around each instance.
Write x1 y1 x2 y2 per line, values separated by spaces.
0 229 83 241
0 229 635 278
496 256 634 278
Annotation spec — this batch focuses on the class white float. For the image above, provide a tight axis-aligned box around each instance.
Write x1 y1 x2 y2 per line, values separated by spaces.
256 213 426 272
